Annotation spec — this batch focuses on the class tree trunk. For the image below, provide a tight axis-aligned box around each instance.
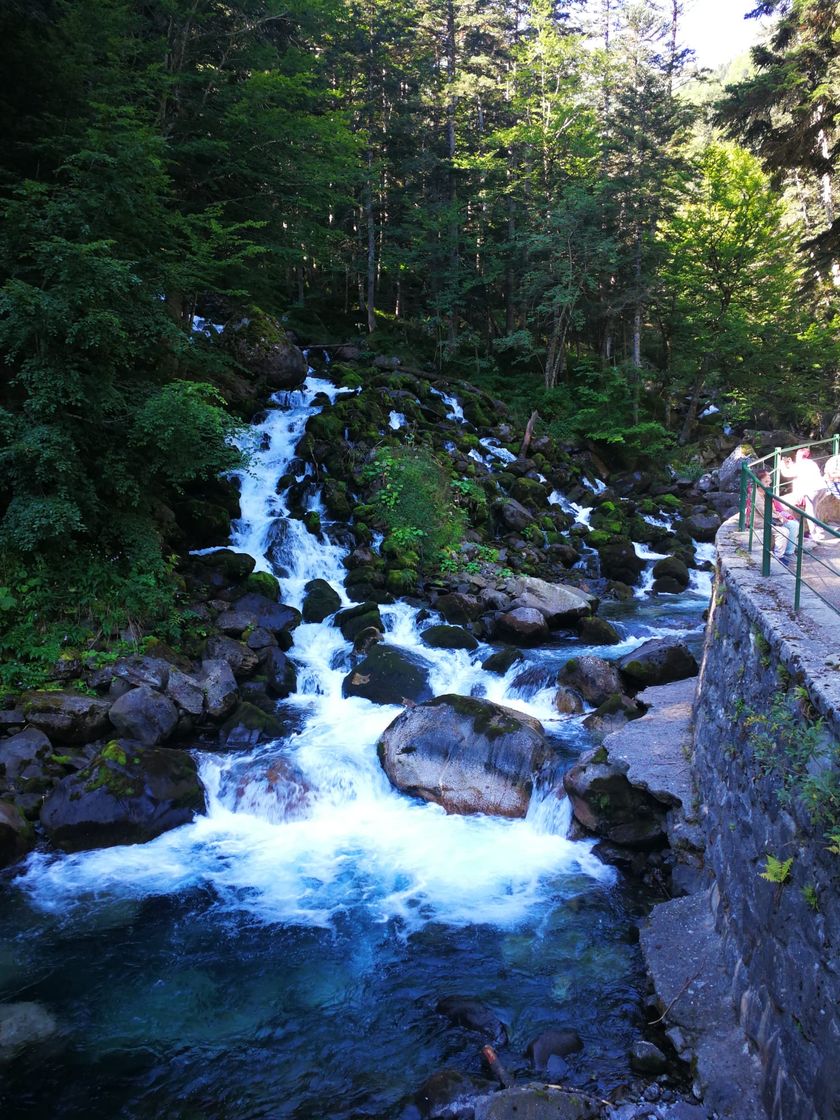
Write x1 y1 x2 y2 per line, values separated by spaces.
364 151 376 333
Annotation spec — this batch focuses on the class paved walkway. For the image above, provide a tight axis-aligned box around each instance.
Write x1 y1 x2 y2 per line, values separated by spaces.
745 517 840 614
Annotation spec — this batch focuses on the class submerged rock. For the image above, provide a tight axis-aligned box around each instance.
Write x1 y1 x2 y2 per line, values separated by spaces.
377 694 549 817
527 1027 584 1071
435 995 508 1046
0 1002 58 1064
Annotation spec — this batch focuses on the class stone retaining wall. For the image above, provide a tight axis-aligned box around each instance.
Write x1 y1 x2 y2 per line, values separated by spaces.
693 518 840 1120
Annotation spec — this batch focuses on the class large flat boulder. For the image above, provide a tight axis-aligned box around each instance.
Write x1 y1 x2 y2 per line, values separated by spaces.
22 691 112 744
503 575 596 626
377 694 549 817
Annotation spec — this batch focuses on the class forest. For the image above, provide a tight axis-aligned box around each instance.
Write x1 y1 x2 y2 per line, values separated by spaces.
0 0 838 681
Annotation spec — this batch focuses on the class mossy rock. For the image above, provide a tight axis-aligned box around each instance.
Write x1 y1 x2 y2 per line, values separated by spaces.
198 549 256 584
335 602 384 643
306 411 344 443
660 494 683 509
221 702 287 740
303 510 321 535
386 568 418 594
585 529 614 550
323 479 353 520
420 625 479 652
241 571 280 600
302 579 342 623
481 648 524 675
578 617 621 646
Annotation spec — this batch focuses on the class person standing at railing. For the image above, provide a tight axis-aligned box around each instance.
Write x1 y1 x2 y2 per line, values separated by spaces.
824 453 840 499
782 448 827 542
746 467 797 557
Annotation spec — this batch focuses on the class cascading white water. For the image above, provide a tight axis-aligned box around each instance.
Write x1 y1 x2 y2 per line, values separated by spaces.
431 386 467 423
17 374 615 931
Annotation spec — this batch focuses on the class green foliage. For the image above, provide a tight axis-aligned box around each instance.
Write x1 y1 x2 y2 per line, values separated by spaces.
759 854 794 884
361 445 466 570
745 692 840 844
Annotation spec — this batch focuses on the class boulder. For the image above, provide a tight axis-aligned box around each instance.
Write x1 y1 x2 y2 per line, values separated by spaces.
233 592 301 636
261 647 298 699
40 741 205 851
577 616 621 645
527 1028 584 1071
717 443 756 491
22 691 112 745
481 648 523 675
436 995 508 1046
594 540 646 585
342 644 433 706
504 575 596 627
420 625 479 651
221 702 287 745
630 1039 669 1074
377 694 549 817
0 1002 58 1064
0 728 53 788
199 659 240 720
165 668 206 717
682 509 722 543
618 639 698 689
473 1086 602 1120
112 656 172 691
414 1070 495 1118
108 686 178 746
301 579 342 623
204 635 261 678
214 609 257 637
0 800 34 867
194 548 256 585
582 693 644 737
554 686 584 715
563 747 668 848
493 608 549 645
335 601 383 643
558 656 623 708
434 592 483 624
245 626 278 651
652 555 690 590
815 489 840 526
495 498 534 532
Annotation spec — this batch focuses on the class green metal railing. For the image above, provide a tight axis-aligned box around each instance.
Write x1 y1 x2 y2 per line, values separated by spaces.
738 436 840 613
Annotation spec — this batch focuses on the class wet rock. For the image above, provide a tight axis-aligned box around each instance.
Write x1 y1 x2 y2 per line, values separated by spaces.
112 655 172 691
583 693 645 737
435 995 508 1046
343 644 433 706
473 1085 602 1120
194 548 256 585
594 540 646 585
527 1027 584 1071
108 686 178 746
0 1002 58 1063
412 1069 495 1119
563 748 668 848
0 709 25 731
434 592 483 625
204 635 261 678
378 694 549 817
495 497 534 532
222 702 287 745
577 616 621 645
22 691 112 745
618 639 698 689
510 665 557 698
554 686 585 715
652 556 690 590
41 741 205 851
302 578 342 622
482 648 523 675
165 668 205 717
494 607 549 645
0 800 35 867
630 1039 668 1074
335 601 384 643
420 624 479 651
505 575 596 626
558 656 624 707
261 647 298 699
0 728 53 788
233 593 301 637
199 659 240 720
215 609 257 637
717 444 755 491
682 510 721 543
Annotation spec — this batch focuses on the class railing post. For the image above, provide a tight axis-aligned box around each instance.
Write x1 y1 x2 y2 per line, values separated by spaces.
762 487 773 576
739 462 748 530
834 433 839 457
794 514 805 612
772 447 781 493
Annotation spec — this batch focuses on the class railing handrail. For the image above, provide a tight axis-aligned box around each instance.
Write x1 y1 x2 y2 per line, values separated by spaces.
737 440 840 614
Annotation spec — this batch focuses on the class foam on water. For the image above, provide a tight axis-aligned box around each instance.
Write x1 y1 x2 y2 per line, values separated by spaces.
15 371 617 933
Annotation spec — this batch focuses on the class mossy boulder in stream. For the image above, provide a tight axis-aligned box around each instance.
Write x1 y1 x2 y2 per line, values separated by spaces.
342 644 433 706
377 694 550 817
40 740 205 851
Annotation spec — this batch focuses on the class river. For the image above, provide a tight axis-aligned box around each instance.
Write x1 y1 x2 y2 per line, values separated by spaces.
0 374 711 1119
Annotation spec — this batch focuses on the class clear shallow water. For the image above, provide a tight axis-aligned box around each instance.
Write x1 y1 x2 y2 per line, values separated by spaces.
0 378 709 1119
